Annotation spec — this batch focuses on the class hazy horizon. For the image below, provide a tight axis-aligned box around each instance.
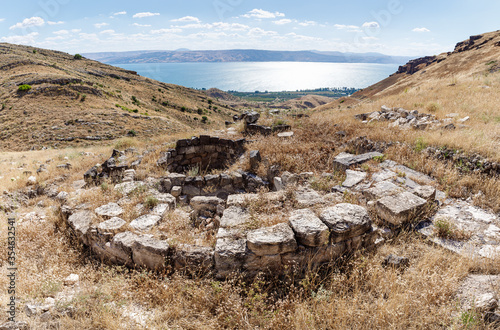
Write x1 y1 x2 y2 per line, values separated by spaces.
1 1 500 57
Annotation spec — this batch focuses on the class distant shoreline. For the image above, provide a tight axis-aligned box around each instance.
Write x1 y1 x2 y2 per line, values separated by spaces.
83 49 411 65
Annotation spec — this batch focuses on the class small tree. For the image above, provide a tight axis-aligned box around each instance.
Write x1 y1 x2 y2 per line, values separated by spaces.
74 54 83 60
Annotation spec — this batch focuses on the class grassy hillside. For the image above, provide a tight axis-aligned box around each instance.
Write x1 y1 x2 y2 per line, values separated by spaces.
317 31 500 161
0 43 239 151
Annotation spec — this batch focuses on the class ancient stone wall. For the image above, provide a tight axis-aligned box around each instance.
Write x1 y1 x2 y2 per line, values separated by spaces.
157 135 246 173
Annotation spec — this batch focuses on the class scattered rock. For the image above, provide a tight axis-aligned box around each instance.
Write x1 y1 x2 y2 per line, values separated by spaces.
342 170 367 188
333 152 384 171
382 254 410 269
277 131 294 138
27 176 37 185
249 150 261 170
64 273 80 286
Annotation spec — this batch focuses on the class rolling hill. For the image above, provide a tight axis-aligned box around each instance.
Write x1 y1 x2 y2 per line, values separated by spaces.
0 43 240 151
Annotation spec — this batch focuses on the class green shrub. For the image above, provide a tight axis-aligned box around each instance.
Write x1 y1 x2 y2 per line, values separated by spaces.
80 94 87 102
180 106 187 112
144 196 159 209
127 130 136 137
414 137 427 152
74 54 83 60
201 116 208 123
18 84 32 92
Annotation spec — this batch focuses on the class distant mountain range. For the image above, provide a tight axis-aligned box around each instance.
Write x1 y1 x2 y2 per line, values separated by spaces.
83 49 411 65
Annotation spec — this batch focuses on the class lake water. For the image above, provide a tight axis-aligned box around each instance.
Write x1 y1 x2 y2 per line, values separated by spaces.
115 62 400 92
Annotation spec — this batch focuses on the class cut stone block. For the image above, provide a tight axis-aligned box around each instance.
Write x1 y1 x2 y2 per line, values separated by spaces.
220 206 250 228
215 237 248 278
95 203 124 218
130 214 162 231
131 235 169 270
173 244 214 272
244 253 282 275
363 181 403 200
333 152 384 171
151 204 170 217
320 203 372 243
171 186 182 197
114 181 145 195
371 169 397 182
190 196 224 213
97 217 127 235
376 192 427 226
246 223 297 256
413 185 436 201
294 188 324 208
68 210 93 245
289 209 329 247
108 231 139 266
342 170 367 188
148 190 176 209
168 173 186 186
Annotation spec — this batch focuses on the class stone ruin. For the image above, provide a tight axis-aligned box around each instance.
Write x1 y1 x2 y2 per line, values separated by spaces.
59 135 500 281
355 105 471 130
156 135 246 173
233 110 292 136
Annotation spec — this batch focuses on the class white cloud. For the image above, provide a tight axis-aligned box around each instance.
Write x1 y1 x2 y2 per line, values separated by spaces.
53 30 69 35
45 36 65 41
100 29 115 34
362 21 380 29
242 9 285 19
0 18 5 23
334 24 361 32
10 17 45 30
113 11 127 16
362 36 379 41
211 22 249 31
133 12 160 18
47 21 64 25
1 32 39 44
248 27 278 37
133 23 151 27
71 29 81 33
413 27 430 33
273 19 292 25
94 22 109 29
299 20 317 27
150 28 183 34
79 33 98 40
171 16 200 23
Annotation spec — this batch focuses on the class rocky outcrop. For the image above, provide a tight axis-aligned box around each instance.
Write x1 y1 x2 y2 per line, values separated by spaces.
397 56 437 74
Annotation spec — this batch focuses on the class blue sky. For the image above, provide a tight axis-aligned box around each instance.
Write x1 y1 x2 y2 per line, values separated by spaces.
0 0 499 56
